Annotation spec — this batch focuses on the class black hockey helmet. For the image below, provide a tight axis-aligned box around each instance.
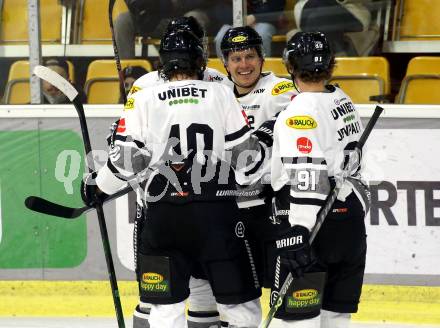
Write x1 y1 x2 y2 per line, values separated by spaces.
283 32 333 73
220 26 263 60
159 29 206 79
166 16 205 40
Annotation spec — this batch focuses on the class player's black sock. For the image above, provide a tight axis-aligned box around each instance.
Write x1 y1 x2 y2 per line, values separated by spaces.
187 310 221 328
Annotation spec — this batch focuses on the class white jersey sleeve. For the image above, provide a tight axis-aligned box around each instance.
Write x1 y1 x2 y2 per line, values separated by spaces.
128 71 163 96
96 89 153 194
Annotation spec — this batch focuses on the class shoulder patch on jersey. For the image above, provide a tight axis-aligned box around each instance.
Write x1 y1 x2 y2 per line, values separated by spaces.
128 86 141 96
208 75 223 82
286 116 317 129
116 118 126 133
124 97 135 111
271 81 294 96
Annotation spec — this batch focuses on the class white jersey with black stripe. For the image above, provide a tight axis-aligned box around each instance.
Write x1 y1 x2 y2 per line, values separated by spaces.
236 72 296 130
271 85 365 230
232 72 297 208
97 79 265 198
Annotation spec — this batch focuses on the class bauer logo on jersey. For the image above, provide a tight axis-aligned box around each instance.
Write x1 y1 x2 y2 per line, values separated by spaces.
142 272 164 284
124 98 135 111
271 81 294 95
286 116 317 129
231 35 247 43
297 137 313 154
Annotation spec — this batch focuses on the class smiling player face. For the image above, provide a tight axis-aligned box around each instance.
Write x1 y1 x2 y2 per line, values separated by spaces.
225 48 263 93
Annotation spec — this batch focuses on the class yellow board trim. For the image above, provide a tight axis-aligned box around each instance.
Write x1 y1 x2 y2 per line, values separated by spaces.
1 282 440 324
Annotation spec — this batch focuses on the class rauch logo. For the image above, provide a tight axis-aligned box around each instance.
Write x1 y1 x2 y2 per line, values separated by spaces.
271 81 294 95
293 289 318 301
143 272 164 284
286 116 317 129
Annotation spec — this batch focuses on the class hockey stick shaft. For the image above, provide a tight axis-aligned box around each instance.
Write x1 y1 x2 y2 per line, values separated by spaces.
261 105 384 328
109 0 127 105
72 100 126 328
310 105 383 241
33 66 126 328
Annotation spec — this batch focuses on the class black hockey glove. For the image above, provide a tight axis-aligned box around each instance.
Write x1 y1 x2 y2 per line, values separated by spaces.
252 116 276 147
276 225 313 278
81 172 109 207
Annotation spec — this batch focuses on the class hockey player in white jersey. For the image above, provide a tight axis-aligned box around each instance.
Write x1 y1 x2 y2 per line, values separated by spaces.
220 26 296 289
220 26 295 131
116 16 231 328
128 16 232 97
82 29 270 328
269 32 370 327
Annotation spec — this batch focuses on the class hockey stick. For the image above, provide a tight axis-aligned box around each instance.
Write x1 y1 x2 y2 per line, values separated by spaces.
32 65 126 328
25 184 133 219
109 0 127 104
260 105 384 328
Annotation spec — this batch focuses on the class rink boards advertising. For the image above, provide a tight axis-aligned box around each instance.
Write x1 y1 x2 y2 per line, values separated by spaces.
0 104 439 324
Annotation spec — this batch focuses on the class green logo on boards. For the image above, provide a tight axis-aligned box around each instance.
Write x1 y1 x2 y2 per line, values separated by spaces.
0 131 87 269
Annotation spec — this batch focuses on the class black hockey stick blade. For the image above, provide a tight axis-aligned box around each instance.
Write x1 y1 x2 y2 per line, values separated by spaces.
25 185 133 219
25 196 89 219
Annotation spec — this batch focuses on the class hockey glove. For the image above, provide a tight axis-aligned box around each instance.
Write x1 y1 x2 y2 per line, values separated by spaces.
276 225 313 278
81 172 109 207
252 116 276 148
